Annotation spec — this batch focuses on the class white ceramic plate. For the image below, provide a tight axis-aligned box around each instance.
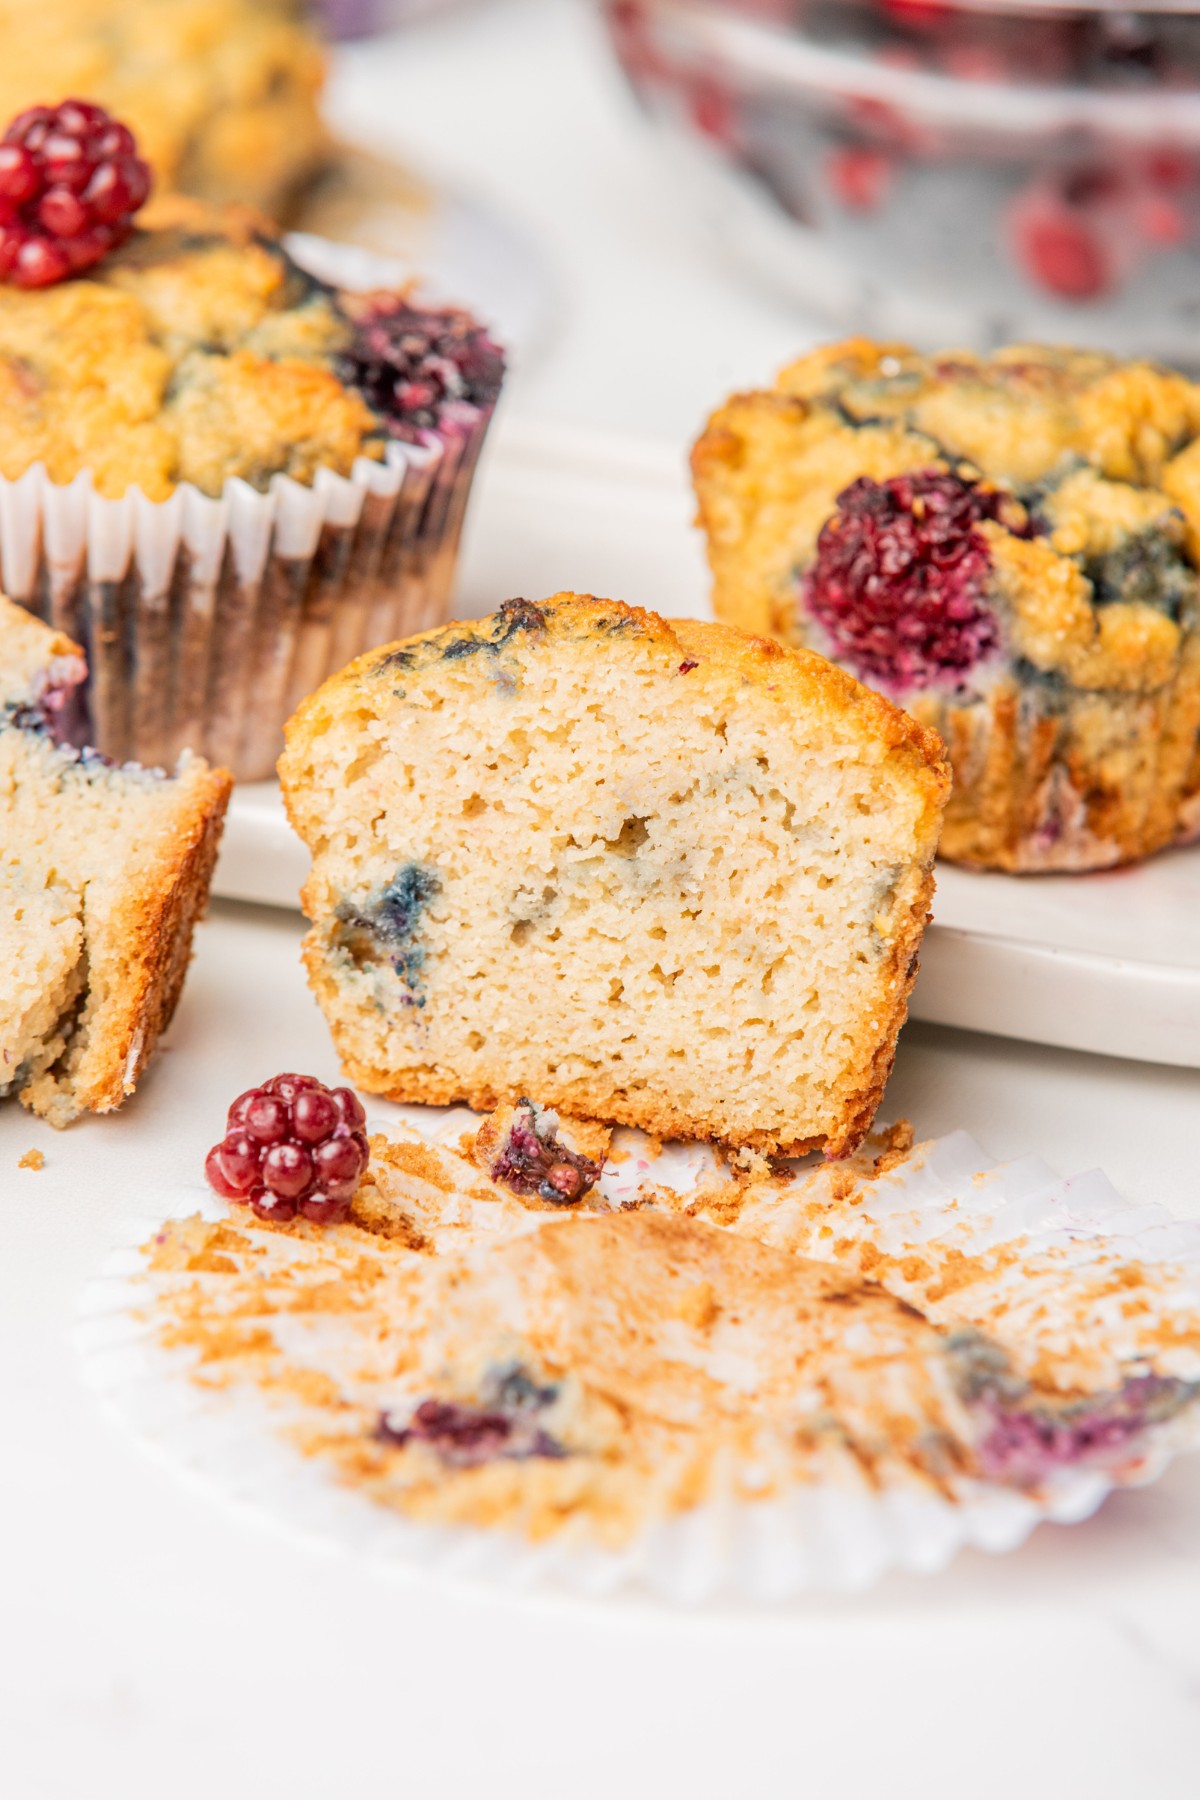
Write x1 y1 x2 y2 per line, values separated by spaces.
210 413 1200 1070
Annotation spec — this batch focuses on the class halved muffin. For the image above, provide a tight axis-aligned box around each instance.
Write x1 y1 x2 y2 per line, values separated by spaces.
1 595 230 1124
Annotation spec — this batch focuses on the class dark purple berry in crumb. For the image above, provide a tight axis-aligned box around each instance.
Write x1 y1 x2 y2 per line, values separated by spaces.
977 1374 1186 1484
0 99 152 288
803 470 1036 691
340 297 505 442
376 1362 567 1468
204 1073 369 1226
385 1398 515 1467
486 1098 602 1206
678 659 698 674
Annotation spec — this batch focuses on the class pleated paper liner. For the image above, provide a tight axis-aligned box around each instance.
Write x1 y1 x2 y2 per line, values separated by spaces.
74 1115 1200 1605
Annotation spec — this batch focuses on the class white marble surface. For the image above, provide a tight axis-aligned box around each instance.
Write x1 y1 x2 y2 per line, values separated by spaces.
5 902 1200 1799
7 6 1200 1796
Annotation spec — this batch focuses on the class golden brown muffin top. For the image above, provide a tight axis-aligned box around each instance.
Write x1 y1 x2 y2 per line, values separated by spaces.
696 338 1200 696
0 195 380 501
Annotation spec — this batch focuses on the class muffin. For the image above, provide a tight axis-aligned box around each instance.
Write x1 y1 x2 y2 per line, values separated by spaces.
279 594 949 1157
693 339 1200 871
0 595 230 1125
0 0 327 218
0 176 505 779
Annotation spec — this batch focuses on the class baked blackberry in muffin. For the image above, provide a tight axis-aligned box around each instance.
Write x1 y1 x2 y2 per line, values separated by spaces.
0 596 230 1125
280 593 949 1158
693 339 1200 871
0 192 504 777
0 0 327 218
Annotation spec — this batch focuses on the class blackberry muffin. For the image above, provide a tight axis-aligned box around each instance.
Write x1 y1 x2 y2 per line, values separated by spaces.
0 0 326 218
693 339 1200 871
0 596 230 1125
280 593 949 1158
0 167 504 778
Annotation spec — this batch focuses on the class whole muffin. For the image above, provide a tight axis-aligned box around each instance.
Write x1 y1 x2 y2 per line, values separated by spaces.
693 339 1200 872
0 0 326 218
0 187 505 778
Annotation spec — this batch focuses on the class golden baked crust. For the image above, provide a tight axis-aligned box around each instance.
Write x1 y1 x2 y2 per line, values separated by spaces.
0 0 327 218
0 595 231 1123
0 196 378 502
281 592 948 1157
693 339 1200 871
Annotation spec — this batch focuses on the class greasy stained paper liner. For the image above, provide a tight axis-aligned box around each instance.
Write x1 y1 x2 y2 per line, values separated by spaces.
73 1122 1200 1606
0 243 497 782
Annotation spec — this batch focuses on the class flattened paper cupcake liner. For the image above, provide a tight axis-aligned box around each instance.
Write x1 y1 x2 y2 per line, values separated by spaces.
74 1118 1200 1606
0 241 497 782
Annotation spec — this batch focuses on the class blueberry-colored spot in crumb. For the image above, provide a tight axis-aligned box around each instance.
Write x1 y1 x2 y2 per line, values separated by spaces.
376 1359 567 1468
374 646 415 675
334 861 440 992
438 597 548 663
1087 528 1195 620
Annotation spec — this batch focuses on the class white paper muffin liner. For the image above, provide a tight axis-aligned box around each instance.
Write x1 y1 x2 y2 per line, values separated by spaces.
74 1117 1200 1605
0 237 498 780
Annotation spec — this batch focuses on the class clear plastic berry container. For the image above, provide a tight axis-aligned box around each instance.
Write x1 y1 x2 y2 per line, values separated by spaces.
601 0 1200 361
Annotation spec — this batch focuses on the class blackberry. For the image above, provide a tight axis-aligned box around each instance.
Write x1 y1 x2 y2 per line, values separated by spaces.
205 1072 369 1226
803 469 1034 690
0 99 152 289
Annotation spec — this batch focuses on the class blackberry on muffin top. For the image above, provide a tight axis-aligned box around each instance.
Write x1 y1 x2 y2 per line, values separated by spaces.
693 340 1200 871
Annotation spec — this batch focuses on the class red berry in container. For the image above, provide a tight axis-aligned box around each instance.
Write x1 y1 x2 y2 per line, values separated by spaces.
205 1073 369 1226
827 146 895 213
1006 172 1132 303
0 98 152 289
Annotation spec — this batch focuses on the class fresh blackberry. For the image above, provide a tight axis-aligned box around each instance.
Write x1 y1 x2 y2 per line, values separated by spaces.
205 1072 369 1225
0 99 152 289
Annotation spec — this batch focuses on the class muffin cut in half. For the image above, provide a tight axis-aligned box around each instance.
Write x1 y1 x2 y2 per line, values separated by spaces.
693 338 1200 871
280 594 949 1156
0 596 231 1125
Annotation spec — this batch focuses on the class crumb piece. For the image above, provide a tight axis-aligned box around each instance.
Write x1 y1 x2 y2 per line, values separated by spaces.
732 1146 772 1178
472 1099 604 1205
18 1149 45 1171
871 1119 915 1175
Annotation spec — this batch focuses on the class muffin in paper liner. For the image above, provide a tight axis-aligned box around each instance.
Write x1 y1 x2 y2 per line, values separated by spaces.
0 231 502 782
74 1111 1200 1604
